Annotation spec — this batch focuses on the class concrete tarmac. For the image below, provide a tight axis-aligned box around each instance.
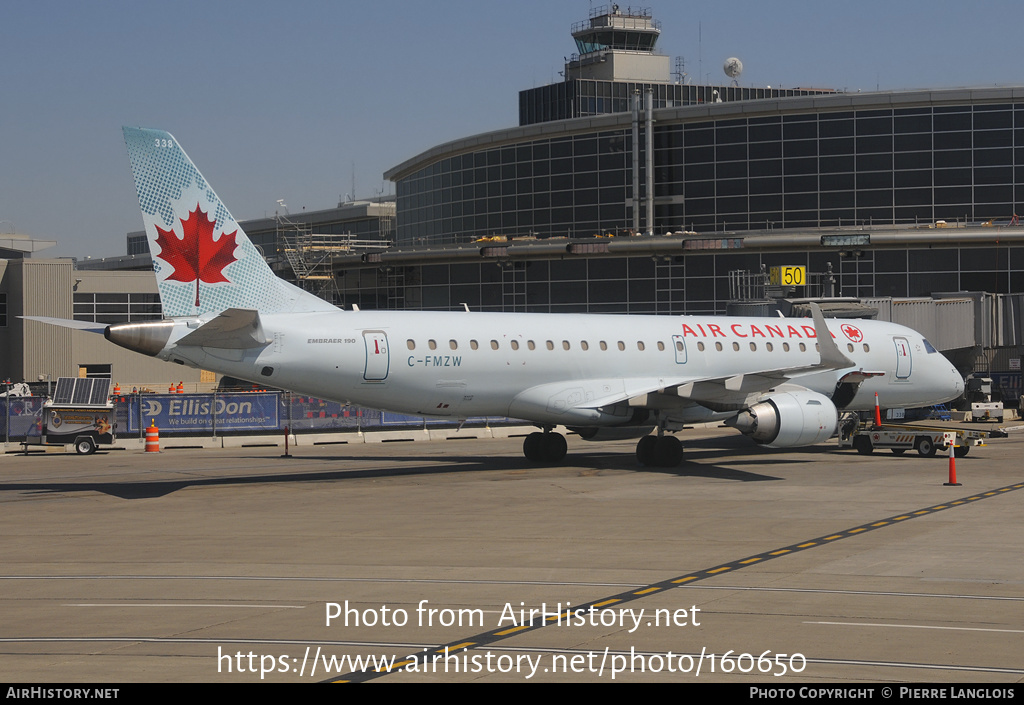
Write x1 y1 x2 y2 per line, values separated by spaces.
1 426 1022 683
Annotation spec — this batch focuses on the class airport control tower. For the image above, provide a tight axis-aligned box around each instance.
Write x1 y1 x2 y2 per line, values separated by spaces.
519 5 834 126
566 4 668 83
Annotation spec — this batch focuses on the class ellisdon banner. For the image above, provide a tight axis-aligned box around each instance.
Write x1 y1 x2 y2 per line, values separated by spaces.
124 393 280 433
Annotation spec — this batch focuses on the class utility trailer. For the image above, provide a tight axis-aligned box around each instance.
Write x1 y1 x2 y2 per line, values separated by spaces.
22 377 115 454
838 414 1007 457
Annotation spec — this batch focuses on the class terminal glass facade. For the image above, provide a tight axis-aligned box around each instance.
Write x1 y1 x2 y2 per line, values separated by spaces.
396 97 1024 246
372 90 1024 315
336 244 1024 316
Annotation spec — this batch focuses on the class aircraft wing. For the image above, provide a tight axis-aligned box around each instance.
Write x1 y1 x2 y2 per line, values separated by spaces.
576 360 843 413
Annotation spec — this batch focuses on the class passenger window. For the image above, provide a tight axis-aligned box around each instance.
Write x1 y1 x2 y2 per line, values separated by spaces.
490 340 499 350
715 342 723 351
799 343 807 352
527 340 536 350
449 340 458 350
546 340 554 350
863 344 870 352
600 341 608 351
749 342 757 351
407 339 415 351
637 341 645 351
470 340 479 350
428 340 437 350
580 341 589 351
697 342 705 351
783 342 790 352
562 341 570 350
732 342 740 351
847 343 854 352
657 341 665 351
617 341 625 351
510 340 519 350
766 342 773 352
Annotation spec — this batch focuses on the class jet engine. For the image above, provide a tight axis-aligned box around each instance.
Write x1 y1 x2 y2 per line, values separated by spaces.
727 390 837 448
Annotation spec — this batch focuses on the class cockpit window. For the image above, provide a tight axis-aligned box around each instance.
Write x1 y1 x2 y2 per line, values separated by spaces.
922 338 938 354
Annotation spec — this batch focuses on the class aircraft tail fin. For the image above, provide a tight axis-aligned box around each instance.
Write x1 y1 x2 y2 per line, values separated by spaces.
122 127 337 318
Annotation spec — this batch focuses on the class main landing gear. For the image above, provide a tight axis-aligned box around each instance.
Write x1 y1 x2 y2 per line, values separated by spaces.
523 430 567 463
521 426 684 468
635 434 683 467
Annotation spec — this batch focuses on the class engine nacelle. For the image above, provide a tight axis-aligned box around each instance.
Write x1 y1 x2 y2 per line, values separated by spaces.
571 425 657 442
727 390 837 448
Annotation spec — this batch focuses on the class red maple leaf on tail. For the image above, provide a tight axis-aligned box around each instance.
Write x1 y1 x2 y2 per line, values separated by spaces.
154 206 238 307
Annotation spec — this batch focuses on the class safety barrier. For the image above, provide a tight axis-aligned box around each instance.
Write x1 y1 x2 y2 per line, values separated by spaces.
3 392 518 442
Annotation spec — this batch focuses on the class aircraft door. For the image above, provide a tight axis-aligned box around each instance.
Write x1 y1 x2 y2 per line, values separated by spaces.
363 331 390 381
893 336 912 380
672 335 687 364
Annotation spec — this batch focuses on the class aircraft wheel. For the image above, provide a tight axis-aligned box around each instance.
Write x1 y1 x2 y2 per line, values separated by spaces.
541 432 567 463
523 433 543 462
653 436 683 467
915 436 937 458
852 436 874 455
636 436 657 466
74 436 97 455
954 444 970 458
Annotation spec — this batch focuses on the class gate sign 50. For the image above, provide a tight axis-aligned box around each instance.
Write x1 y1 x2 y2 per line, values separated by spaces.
769 266 806 287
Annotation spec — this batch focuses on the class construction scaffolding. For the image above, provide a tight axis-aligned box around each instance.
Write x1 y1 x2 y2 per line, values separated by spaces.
276 214 391 305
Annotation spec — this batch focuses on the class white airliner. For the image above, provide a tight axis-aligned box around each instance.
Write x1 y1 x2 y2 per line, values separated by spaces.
36 128 966 466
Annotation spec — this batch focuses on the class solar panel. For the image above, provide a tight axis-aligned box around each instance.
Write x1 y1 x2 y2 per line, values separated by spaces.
51 378 112 407
52 378 76 405
88 379 111 405
71 378 94 405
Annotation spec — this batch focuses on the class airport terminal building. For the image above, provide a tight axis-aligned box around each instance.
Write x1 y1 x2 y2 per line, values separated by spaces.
336 7 1024 314
331 5 1024 398
362 86 1024 316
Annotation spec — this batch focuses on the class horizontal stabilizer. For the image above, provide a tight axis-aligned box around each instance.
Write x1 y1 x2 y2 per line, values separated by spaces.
21 316 106 334
176 308 269 349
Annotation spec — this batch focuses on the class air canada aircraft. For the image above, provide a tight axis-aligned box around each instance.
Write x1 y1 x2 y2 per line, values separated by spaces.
33 128 966 466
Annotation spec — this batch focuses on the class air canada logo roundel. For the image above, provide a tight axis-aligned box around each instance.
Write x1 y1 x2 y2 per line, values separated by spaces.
154 205 238 307
840 323 864 343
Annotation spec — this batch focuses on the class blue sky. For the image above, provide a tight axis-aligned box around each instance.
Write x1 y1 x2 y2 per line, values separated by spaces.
2 0 1022 258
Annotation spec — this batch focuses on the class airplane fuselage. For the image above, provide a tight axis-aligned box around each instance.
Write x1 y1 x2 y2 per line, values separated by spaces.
155 310 963 426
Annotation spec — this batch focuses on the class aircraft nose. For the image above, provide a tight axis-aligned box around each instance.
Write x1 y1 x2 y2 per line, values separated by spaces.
949 365 964 397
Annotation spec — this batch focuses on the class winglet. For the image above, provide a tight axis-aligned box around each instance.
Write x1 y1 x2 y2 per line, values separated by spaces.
809 302 856 369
